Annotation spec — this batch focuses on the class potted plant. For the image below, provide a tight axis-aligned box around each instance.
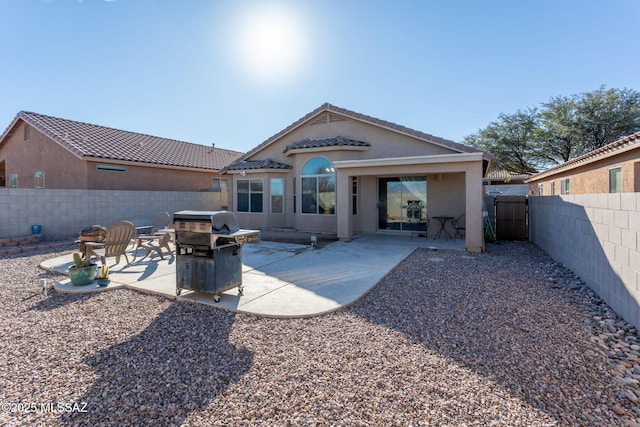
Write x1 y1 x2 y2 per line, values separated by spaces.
68 252 98 286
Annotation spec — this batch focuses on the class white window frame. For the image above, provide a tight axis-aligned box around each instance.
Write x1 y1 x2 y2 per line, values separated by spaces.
301 157 335 215
270 177 284 214
237 178 263 213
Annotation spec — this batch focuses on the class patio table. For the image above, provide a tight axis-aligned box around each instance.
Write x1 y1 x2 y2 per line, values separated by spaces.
432 215 454 240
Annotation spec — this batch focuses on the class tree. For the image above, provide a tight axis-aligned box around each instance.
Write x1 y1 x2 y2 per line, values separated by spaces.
465 87 640 173
573 86 640 152
536 95 582 165
464 108 540 174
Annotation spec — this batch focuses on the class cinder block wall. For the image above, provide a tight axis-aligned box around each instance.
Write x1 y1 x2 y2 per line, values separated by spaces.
529 194 640 327
0 189 223 240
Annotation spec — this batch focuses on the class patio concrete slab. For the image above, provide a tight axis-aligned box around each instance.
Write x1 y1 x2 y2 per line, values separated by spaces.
42 234 465 317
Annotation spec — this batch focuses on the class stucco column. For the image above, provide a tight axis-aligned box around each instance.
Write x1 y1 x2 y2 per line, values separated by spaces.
336 171 352 241
465 163 484 252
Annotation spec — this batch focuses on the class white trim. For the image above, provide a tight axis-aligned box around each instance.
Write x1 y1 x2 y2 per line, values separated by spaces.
333 152 484 169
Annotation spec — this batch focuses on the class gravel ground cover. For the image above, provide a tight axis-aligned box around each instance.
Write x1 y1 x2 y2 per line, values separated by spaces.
1 242 639 426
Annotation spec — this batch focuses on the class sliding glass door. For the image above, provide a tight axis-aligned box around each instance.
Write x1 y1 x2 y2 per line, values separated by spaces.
378 177 427 232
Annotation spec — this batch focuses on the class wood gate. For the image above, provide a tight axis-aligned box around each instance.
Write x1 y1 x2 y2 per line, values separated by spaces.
494 195 528 241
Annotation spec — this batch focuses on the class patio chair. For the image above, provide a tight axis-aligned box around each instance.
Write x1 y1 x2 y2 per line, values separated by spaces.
86 220 136 266
452 213 466 239
151 211 171 233
139 232 172 260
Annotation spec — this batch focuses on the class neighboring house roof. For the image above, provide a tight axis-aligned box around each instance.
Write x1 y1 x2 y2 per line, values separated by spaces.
0 111 243 170
229 103 492 167
484 170 532 182
283 136 371 153
526 131 640 182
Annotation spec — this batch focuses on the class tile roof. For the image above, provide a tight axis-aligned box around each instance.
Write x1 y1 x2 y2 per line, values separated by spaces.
2 111 243 170
526 131 640 182
485 170 532 180
232 102 491 164
284 136 370 153
223 159 292 171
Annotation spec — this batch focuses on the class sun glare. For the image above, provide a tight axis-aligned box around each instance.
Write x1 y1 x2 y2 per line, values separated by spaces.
232 5 308 87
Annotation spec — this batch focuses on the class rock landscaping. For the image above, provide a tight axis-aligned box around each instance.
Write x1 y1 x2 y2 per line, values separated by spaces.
0 241 639 426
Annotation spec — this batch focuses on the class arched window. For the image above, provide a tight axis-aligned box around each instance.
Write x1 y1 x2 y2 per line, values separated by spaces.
301 157 335 215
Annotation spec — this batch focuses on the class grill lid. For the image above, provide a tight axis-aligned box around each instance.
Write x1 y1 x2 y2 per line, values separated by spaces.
173 210 240 234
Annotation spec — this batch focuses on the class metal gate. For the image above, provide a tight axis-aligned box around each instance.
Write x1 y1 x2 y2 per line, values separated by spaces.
494 196 528 241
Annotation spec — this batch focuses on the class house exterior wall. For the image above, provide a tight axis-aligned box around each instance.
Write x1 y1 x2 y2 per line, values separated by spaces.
529 149 640 195
0 122 224 191
85 161 224 192
529 193 640 328
0 122 89 189
228 110 486 251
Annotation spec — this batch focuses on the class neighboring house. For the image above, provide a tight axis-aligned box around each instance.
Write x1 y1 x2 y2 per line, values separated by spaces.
483 170 531 195
526 131 640 195
221 103 493 252
0 111 243 191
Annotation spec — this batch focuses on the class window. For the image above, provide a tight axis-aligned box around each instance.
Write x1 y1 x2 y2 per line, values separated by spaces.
538 184 544 196
550 181 555 195
301 157 335 215
609 167 622 193
9 174 17 188
35 171 45 188
352 177 358 215
292 178 296 213
97 164 127 172
212 178 227 193
271 178 284 214
237 178 263 212
560 178 570 195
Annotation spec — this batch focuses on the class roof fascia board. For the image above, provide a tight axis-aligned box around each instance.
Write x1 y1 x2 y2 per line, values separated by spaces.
334 152 484 169
0 115 21 146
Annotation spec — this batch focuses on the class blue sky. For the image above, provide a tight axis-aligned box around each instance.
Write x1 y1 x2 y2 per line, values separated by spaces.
1 0 639 153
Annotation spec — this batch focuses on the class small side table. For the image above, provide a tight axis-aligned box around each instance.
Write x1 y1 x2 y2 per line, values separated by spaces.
432 216 454 240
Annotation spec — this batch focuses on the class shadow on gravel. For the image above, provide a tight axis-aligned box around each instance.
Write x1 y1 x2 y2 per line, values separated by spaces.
26 272 100 312
60 303 253 426
347 242 623 425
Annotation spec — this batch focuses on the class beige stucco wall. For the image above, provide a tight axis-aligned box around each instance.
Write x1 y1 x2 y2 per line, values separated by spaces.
252 117 453 164
529 149 640 195
0 122 225 191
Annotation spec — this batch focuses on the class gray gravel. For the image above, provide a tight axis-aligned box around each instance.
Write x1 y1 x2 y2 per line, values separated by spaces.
1 242 639 426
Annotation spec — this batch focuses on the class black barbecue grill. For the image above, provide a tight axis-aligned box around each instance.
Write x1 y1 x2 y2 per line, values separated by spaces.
173 210 260 301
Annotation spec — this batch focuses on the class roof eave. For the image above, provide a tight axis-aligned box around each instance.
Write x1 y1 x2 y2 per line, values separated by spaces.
526 136 640 183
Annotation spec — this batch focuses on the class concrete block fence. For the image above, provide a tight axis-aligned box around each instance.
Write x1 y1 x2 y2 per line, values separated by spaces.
0 188 221 240
529 194 640 327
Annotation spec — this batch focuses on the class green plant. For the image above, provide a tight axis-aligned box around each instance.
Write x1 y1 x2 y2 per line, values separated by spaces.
72 251 92 268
